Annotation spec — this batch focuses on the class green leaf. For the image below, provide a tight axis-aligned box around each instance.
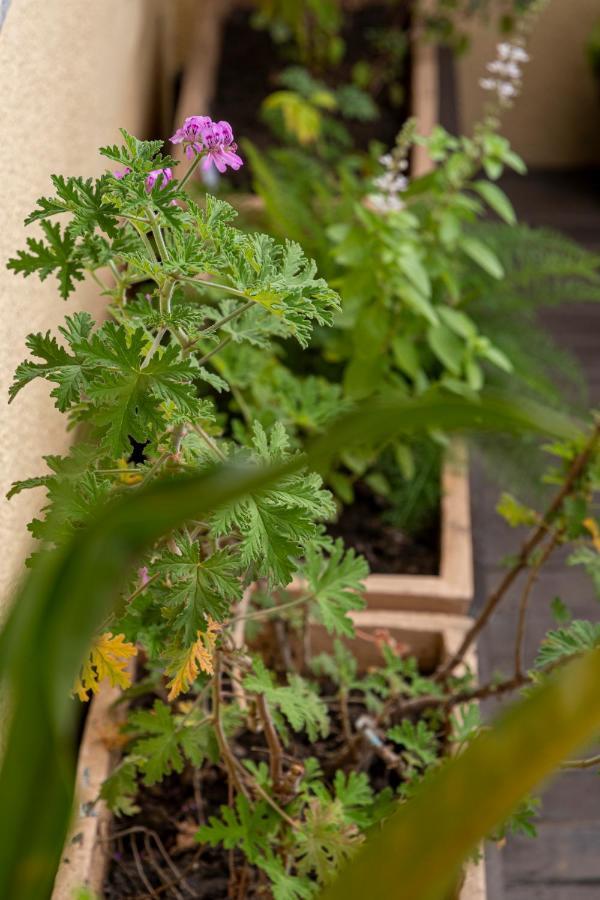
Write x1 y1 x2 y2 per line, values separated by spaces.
197 794 276 860
83 324 203 455
25 174 119 237
535 620 600 668
461 236 505 279
99 756 141 816
388 720 439 769
437 307 477 340
397 253 431 298
244 658 329 741
154 537 242 641
7 220 85 299
472 181 516 225
258 854 316 900
211 423 335 585
568 546 600 593
427 323 464 375
8 312 94 410
293 798 360 884
496 492 537 527
299 540 367 636
129 700 184 786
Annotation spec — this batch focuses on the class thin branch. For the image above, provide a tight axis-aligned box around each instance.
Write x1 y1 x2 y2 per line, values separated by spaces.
190 422 227 462
141 328 166 369
195 336 232 366
514 531 562 678
398 653 582 718
188 300 255 347
560 753 600 770
138 451 171 486
437 422 600 680
242 761 300 830
131 833 159 898
148 208 169 261
256 693 284 789
213 653 249 798
178 152 204 191
231 582 253 712
232 594 309 624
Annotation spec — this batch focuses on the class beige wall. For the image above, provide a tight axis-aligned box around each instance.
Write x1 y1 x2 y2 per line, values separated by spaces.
456 0 600 167
0 0 159 609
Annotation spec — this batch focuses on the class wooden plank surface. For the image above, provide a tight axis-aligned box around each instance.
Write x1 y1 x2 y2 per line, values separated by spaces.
470 169 600 899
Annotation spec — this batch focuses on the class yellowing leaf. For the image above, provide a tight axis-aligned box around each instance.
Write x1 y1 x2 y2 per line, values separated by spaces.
166 618 221 701
584 517 600 551
73 632 137 701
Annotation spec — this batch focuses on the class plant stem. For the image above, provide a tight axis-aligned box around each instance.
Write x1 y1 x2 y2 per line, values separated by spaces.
141 328 166 369
159 280 175 317
213 653 248 798
191 423 227 462
244 766 300 829
138 450 171 485
256 694 284 789
176 275 253 301
87 269 110 292
339 687 353 745
133 221 158 261
148 209 169 261
233 594 310 624
437 422 600 680
561 753 600 770
196 336 232 366
178 152 204 191
514 531 561 678
191 300 255 345
108 259 124 287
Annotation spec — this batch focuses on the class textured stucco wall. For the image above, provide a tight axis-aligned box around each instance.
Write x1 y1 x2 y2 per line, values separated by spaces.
456 0 600 167
0 0 158 610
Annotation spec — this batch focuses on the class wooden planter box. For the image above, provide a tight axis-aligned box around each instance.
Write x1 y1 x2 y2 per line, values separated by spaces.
287 441 473 616
53 610 486 899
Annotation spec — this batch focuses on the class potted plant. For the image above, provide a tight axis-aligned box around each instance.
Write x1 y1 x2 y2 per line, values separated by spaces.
7 116 490 899
9 108 600 899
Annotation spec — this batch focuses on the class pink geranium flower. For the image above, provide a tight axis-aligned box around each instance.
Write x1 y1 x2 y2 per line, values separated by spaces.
200 120 243 174
170 115 214 159
145 167 173 191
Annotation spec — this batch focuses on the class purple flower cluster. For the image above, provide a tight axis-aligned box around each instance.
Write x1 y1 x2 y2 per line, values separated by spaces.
170 115 243 174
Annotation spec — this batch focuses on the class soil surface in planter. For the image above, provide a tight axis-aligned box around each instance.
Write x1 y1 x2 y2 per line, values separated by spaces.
328 480 440 576
212 4 411 189
105 670 443 898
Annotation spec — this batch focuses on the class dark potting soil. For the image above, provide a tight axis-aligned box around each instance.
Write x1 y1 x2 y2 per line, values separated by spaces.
212 4 411 187
328 480 440 576
104 674 443 899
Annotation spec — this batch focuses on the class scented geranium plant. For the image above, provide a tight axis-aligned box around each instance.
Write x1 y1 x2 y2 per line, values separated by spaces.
7 118 366 712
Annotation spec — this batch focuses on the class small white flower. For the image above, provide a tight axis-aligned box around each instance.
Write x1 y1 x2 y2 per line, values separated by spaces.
368 193 405 213
511 46 529 63
487 60 521 79
379 153 394 168
498 82 517 99
480 77 497 91
497 42 513 60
